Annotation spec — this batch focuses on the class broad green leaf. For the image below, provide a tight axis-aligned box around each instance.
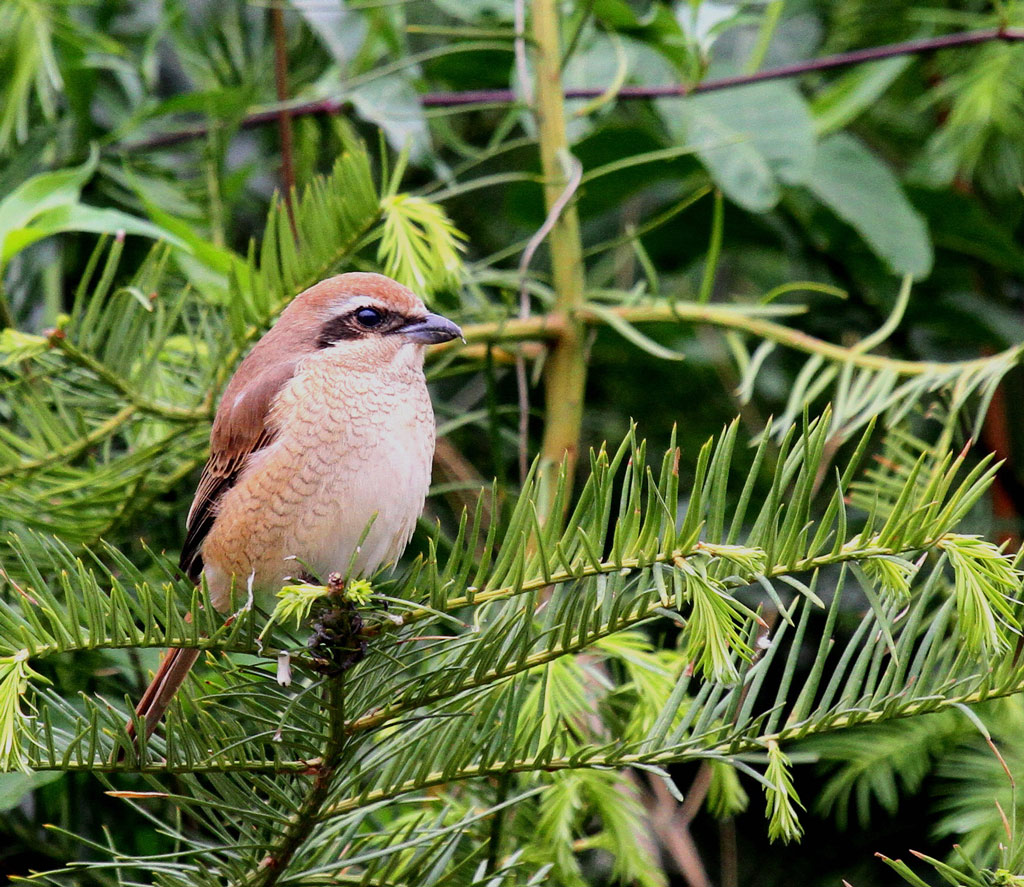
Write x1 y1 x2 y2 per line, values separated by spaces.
659 82 815 212
350 75 431 164
811 56 912 137
0 147 98 252
0 203 188 262
295 0 367 66
591 0 642 29
0 147 186 265
807 134 933 280
675 0 745 52
0 771 62 811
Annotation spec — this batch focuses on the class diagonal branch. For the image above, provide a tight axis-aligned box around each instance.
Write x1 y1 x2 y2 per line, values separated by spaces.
47 334 212 421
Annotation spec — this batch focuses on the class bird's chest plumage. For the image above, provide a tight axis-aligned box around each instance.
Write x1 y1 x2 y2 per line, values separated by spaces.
201 355 434 605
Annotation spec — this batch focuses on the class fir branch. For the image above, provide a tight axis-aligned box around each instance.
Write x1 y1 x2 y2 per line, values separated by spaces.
47 334 210 422
338 529 1005 738
236 678 349 887
763 740 804 843
0 404 136 480
7 417 1017 777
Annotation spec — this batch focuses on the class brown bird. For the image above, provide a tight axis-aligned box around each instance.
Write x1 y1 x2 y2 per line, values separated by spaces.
131 272 462 739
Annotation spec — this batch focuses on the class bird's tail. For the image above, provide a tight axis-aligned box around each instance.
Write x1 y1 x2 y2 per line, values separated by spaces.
127 647 201 744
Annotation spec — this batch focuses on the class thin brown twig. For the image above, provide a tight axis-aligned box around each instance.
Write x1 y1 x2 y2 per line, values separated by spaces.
271 3 298 238
645 768 712 887
115 27 1024 151
980 368 1023 548
719 816 738 887
420 25 1024 106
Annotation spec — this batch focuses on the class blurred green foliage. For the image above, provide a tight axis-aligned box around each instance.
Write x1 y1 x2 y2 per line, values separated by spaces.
2 1 1024 885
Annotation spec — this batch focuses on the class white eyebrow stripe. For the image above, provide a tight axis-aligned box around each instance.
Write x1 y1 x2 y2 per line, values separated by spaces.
322 294 388 319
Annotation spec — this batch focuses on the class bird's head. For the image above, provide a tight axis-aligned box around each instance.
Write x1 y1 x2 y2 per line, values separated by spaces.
273 272 463 372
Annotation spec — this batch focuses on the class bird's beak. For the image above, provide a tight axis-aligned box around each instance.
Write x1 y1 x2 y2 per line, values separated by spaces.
399 312 463 345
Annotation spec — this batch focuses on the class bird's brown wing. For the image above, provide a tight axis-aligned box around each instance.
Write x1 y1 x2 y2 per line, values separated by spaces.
178 359 300 582
131 360 302 746
178 437 274 581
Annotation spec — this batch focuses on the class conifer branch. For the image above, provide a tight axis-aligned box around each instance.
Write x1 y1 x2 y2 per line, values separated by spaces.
342 530 1002 735
47 334 211 421
0 404 137 480
320 664 1024 821
237 678 348 887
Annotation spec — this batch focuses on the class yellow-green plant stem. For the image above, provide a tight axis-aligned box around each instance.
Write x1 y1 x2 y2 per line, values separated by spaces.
35 300 1024 436
441 303 1024 378
531 0 588 512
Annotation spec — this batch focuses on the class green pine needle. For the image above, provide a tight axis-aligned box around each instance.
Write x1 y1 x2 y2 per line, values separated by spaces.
861 554 919 601
378 193 467 295
264 578 375 635
939 534 1023 656
0 650 47 773
0 329 47 366
764 740 805 843
675 556 752 683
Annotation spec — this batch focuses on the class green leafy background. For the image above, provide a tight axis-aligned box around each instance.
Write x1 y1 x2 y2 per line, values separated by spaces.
2 1 1024 886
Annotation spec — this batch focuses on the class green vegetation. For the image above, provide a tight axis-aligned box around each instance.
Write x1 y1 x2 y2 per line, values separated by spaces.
2 1 1024 885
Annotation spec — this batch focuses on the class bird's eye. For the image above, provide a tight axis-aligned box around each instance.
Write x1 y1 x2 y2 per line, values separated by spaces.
354 307 385 329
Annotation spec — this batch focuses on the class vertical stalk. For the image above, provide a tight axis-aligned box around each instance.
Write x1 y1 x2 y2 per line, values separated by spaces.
0 281 14 329
241 676 348 887
531 0 587 515
271 3 298 238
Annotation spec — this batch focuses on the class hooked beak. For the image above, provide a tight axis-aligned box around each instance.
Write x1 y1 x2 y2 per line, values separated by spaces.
399 312 463 345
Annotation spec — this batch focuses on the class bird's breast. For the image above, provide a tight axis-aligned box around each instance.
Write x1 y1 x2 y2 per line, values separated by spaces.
201 357 435 607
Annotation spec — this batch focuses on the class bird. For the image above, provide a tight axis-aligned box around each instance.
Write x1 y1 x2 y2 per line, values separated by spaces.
130 272 462 741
